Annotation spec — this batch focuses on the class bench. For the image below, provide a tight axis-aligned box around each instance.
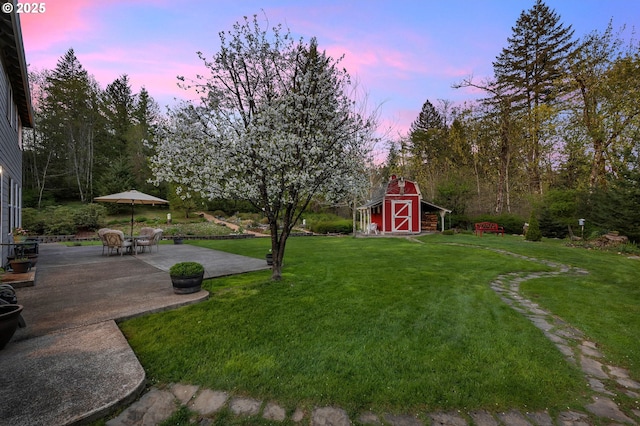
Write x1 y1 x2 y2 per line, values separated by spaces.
474 221 504 237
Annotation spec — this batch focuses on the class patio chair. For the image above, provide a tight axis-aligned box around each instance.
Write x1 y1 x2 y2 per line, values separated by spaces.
136 228 163 253
97 228 111 256
103 230 133 256
139 227 156 238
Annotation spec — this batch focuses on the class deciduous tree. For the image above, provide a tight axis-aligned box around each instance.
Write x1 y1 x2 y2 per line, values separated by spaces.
566 23 640 189
150 15 376 280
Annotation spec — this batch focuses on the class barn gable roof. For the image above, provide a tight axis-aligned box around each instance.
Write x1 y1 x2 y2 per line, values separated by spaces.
358 176 452 214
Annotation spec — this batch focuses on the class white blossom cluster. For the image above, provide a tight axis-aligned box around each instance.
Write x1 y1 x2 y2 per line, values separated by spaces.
151 16 376 228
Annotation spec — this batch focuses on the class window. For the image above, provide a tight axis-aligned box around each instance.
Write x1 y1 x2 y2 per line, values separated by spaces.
5 79 17 129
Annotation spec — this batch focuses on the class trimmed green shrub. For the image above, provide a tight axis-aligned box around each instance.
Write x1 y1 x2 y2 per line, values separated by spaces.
309 220 353 234
73 203 107 231
538 189 580 239
450 214 471 231
22 208 46 235
44 206 76 235
170 262 204 276
526 213 542 241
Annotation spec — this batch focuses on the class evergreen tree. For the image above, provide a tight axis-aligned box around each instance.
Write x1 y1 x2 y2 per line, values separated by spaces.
409 99 445 135
41 48 101 202
526 211 543 241
102 74 134 155
493 0 576 194
128 87 162 194
587 170 640 243
407 99 448 198
381 140 401 181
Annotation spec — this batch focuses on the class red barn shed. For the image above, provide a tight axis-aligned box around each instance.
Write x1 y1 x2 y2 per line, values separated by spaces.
358 175 451 234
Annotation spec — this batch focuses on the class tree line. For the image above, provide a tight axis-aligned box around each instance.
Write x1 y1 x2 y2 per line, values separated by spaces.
24 48 163 208
383 0 640 241
23 1 640 242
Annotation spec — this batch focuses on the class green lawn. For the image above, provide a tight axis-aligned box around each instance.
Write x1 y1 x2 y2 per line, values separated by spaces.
428 234 640 379
119 234 640 418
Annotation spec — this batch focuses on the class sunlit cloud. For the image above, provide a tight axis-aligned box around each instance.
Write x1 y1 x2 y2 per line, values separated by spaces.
20 0 97 52
20 0 640 146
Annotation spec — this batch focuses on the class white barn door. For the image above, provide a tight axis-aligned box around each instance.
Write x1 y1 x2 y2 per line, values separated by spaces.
392 200 412 232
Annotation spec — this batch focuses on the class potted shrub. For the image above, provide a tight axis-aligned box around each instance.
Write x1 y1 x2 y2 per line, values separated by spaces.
9 258 31 274
169 262 204 294
166 227 184 244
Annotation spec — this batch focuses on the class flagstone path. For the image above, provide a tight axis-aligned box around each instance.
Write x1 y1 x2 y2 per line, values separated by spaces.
107 245 640 425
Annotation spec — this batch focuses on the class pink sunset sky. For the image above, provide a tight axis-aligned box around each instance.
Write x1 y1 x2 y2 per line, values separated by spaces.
19 0 640 143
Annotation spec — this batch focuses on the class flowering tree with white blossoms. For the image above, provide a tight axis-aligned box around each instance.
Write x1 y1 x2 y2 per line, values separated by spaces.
150 15 377 280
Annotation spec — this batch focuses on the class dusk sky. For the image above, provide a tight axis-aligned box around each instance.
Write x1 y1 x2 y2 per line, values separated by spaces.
19 0 640 144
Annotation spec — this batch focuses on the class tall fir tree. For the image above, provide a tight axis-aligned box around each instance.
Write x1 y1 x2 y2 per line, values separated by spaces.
407 100 448 198
41 48 101 202
493 0 576 195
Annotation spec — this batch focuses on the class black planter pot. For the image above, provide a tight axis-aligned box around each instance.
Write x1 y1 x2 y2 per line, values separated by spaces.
266 253 273 266
171 271 204 294
0 305 23 350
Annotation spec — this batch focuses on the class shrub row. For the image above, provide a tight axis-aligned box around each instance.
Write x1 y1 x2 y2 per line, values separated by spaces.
23 204 107 235
308 219 353 234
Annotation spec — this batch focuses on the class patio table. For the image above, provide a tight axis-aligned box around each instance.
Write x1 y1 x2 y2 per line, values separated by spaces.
126 236 145 254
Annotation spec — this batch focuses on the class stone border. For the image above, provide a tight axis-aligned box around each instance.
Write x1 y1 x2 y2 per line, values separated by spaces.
484 246 639 424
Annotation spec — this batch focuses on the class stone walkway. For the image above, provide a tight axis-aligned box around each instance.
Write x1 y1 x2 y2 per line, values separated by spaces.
106 246 640 426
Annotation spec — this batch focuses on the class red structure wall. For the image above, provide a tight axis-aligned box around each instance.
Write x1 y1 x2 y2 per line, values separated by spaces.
376 176 422 233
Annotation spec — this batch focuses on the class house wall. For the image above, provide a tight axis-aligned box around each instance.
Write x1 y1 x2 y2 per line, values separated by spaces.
0 55 24 264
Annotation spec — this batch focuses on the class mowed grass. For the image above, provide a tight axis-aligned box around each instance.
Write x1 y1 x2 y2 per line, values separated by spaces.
428 234 640 380
120 235 594 416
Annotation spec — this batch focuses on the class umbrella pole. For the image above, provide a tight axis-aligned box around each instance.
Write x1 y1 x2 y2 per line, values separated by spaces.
130 203 134 237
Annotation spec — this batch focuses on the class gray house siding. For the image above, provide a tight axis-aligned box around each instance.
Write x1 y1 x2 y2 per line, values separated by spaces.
0 8 33 266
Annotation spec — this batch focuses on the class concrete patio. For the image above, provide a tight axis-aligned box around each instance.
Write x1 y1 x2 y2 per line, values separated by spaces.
0 242 269 425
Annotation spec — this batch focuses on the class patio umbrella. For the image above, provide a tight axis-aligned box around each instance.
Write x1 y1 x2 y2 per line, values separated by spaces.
94 189 169 237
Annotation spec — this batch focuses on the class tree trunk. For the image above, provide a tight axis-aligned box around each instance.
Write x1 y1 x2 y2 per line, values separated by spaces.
495 101 512 214
352 195 357 237
269 217 291 281
37 150 53 209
